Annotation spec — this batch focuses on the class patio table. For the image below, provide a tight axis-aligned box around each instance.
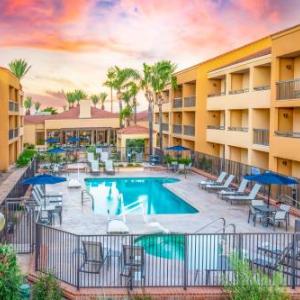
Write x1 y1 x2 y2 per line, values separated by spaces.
253 205 277 227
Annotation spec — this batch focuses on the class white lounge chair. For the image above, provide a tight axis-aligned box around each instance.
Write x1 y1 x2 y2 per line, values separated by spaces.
87 152 94 163
105 160 115 175
90 160 100 174
101 152 109 163
199 171 227 189
34 185 62 201
218 179 249 199
206 175 235 192
224 183 262 205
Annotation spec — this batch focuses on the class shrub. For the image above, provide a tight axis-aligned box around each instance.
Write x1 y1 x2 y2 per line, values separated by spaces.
16 148 37 167
32 273 62 300
225 255 288 300
0 245 22 300
177 157 192 165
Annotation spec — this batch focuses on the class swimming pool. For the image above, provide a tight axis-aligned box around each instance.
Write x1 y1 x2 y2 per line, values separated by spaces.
85 177 198 215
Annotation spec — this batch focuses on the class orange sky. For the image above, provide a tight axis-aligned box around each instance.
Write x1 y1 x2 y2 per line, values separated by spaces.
0 0 299 111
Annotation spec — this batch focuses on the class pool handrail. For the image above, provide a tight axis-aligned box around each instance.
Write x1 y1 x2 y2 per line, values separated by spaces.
215 223 236 234
81 189 94 205
194 217 226 233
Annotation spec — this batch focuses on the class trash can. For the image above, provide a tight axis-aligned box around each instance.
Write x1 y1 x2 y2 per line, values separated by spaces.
19 283 31 299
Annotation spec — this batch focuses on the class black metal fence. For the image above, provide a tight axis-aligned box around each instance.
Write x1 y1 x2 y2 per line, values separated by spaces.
253 129 270 146
35 224 300 290
276 79 300 100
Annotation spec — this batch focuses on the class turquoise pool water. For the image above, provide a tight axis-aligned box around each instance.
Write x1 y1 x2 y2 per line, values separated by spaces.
85 177 198 215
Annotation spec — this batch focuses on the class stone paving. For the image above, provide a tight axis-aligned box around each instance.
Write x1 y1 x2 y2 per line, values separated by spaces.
46 168 296 235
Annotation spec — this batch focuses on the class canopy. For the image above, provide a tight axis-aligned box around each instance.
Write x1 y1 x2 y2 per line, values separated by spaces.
23 174 66 185
47 147 65 154
68 136 80 143
46 137 59 144
165 145 190 151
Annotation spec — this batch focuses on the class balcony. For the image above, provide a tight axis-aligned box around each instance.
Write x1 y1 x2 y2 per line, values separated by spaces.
228 126 248 132
276 79 300 100
208 92 225 97
253 85 270 91
183 96 195 107
253 129 269 146
275 131 300 138
183 125 195 136
229 88 249 95
173 124 182 134
161 123 169 132
9 101 19 112
8 128 19 140
173 98 183 108
207 125 225 130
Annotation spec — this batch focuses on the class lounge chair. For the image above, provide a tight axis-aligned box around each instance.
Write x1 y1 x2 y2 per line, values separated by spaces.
224 183 262 205
206 175 235 192
266 210 289 231
90 160 100 175
32 190 61 209
34 185 62 204
218 179 249 199
120 245 145 285
177 164 186 175
87 152 94 163
105 160 115 175
79 241 108 273
199 171 227 189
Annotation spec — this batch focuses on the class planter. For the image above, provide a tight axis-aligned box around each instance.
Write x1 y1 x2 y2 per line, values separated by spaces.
117 167 144 172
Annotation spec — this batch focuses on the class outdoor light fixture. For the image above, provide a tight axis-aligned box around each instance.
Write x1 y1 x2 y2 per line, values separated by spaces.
0 212 5 232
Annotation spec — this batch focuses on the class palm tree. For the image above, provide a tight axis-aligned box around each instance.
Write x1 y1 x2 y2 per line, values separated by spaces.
121 90 133 127
151 61 177 154
65 91 76 108
24 96 33 115
73 89 87 106
99 92 108 110
34 102 41 113
103 69 115 113
8 59 31 80
104 66 139 128
90 94 100 107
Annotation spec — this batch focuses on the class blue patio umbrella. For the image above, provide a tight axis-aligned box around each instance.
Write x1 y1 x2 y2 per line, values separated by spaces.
47 147 65 154
46 137 59 144
23 174 67 185
68 136 80 143
244 172 298 206
166 145 190 151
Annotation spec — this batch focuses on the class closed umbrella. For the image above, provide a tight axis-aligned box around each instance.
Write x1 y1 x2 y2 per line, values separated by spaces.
244 172 298 206
166 145 190 151
46 137 59 144
47 147 65 154
68 136 80 143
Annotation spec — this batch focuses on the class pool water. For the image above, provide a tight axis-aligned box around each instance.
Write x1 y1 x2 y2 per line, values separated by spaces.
85 177 198 215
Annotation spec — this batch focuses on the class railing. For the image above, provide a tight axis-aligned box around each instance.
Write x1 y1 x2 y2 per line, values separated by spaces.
173 124 182 134
183 125 195 136
173 98 183 108
275 131 300 138
35 223 300 289
8 128 19 140
227 126 248 132
276 79 300 100
207 125 225 130
184 96 196 107
253 85 270 91
229 88 249 95
207 91 226 97
161 123 169 132
9 101 19 112
253 129 270 146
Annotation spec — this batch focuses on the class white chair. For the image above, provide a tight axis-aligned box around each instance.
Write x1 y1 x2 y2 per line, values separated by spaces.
199 172 227 189
224 184 262 205
90 160 100 174
105 160 115 175
206 175 235 192
218 179 249 199
87 152 94 163
101 152 109 162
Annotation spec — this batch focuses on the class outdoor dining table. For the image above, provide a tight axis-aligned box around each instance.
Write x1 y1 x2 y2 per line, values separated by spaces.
253 205 277 227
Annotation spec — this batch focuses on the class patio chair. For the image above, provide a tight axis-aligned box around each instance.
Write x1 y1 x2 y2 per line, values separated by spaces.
199 171 227 189
279 204 291 226
177 164 186 174
105 160 115 175
224 183 262 205
90 160 100 175
120 245 145 285
248 203 265 226
266 210 289 231
32 190 60 210
34 185 63 205
206 175 235 192
218 179 249 199
79 241 108 273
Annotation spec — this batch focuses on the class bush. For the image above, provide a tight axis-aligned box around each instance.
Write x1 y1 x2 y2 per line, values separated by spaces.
225 255 288 300
177 157 192 165
32 273 62 300
16 148 37 167
0 245 22 300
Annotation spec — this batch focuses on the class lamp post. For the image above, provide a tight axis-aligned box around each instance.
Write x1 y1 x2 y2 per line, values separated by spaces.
0 212 5 232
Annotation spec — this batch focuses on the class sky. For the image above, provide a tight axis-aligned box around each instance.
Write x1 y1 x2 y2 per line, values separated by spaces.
0 0 300 112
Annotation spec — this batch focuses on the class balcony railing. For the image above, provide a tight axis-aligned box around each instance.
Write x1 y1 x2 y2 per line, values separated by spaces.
207 91 225 97
207 125 225 130
229 88 249 95
183 125 195 136
253 85 270 91
9 128 19 140
183 96 196 107
9 101 19 112
173 97 183 108
227 126 248 132
173 124 182 134
275 130 300 138
276 78 300 100
161 123 169 132
253 128 269 146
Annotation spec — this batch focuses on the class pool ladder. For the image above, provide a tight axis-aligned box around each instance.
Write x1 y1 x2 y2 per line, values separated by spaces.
81 189 94 205
194 217 236 234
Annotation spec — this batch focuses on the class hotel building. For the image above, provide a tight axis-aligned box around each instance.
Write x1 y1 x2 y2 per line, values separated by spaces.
0 67 24 171
154 24 300 178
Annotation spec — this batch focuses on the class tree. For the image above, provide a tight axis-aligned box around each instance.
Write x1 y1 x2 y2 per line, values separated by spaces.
124 81 139 124
24 96 33 115
42 107 57 115
34 102 41 113
103 69 115 113
73 89 87 106
99 92 108 110
90 94 100 107
8 58 31 80
64 91 76 108
121 89 134 127
104 66 139 128
151 61 177 154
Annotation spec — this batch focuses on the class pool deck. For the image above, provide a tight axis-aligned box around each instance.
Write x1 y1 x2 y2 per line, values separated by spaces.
46 169 296 235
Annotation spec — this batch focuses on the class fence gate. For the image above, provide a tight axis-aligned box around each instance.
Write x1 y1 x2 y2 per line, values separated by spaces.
0 200 35 254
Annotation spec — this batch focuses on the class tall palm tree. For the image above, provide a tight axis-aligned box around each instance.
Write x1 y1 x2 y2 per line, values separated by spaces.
34 102 41 113
65 91 76 108
73 89 87 106
124 81 139 124
99 92 108 110
121 90 133 127
151 61 177 154
90 94 100 107
104 66 139 128
103 69 115 113
8 59 31 80
24 96 33 115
